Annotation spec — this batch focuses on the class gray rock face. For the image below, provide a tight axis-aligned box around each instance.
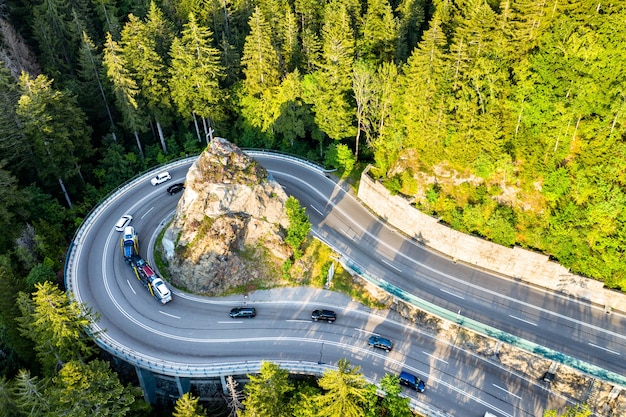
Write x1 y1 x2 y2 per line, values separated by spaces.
162 138 292 294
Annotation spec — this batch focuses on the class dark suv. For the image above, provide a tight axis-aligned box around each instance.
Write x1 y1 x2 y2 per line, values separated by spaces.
311 309 336 323
229 307 256 318
368 335 393 352
167 183 185 195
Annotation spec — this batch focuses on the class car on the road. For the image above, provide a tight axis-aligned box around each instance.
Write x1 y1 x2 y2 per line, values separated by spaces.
114 214 133 231
167 183 185 195
368 335 393 352
229 307 256 318
150 171 171 186
399 371 425 392
311 309 336 322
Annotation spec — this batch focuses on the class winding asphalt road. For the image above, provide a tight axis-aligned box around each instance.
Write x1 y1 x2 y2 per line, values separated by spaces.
68 153 625 417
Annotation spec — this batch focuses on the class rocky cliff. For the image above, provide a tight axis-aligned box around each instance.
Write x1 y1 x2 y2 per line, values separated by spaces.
161 138 292 294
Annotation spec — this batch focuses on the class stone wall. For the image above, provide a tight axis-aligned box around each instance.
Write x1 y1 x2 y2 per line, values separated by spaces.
357 166 626 313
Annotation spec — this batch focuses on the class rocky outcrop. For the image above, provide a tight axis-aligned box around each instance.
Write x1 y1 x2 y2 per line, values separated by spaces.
161 138 292 294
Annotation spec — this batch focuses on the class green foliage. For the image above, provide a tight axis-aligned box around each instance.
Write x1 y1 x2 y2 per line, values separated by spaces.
314 358 371 417
543 404 591 417
47 360 135 417
285 197 311 260
16 282 97 375
173 392 206 417
25 263 56 290
324 143 356 178
242 362 294 417
378 374 412 417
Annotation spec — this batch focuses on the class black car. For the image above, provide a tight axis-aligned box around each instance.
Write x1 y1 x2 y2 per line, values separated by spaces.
368 335 393 352
167 183 185 195
229 307 256 318
311 309 336 322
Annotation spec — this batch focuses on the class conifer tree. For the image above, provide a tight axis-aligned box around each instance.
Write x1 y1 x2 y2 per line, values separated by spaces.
359 0 398 65
241 7 281 96
12 369 49 417
16 281 97 375
102 32 146 158
76 32 117 141
16 73 93 206
47 360 135 416
395 0 426 63
169 12 225 142
242 362 293 417
31 0 80 77
120 12 171 152
174 392 207 417
302 1 356 142
314 359 371 417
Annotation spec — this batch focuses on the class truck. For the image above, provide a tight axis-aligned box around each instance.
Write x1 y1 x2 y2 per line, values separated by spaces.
120 226 138 261
129 255 173 304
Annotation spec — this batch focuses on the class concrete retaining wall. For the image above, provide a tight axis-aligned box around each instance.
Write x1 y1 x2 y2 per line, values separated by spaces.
357 166 626 313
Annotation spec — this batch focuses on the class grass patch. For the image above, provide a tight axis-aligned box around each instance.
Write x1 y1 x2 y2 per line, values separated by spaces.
291 238 385 309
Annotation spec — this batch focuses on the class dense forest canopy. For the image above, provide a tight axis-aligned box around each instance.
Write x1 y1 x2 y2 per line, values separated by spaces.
0 0 624 412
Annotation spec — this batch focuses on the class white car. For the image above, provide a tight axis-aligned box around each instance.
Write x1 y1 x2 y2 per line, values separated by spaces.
150 171 171 186
114 214 133 231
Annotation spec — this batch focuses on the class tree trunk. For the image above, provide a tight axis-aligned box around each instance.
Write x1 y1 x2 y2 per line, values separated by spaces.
134 130 144 159
156 118 167 152
58 177 72 208
192 111 201 142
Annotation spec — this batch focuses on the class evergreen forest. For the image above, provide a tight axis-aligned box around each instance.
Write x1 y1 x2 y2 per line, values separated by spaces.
0 0 624 414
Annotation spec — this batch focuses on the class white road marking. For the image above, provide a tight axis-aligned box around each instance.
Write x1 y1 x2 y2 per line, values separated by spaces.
493 384 522 400
227 321 243 324
287 319 311 323
127 280 136 294
355 328 378 335
509 315 537 326
441 288 465 300
308 205 323 216
159 311 180 319
141 206 154 218
422 351 449 364
588 343 620 355
380 258 401 272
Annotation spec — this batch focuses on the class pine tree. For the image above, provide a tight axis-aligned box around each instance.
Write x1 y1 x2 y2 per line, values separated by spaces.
47 360 135 416
242 362 294 417
224 376 244 417
120 11 171 152
102 31 146 158
241 7 281 96
16 282 97 375
169 12 225 142
302 1 356 142
359 0 398 65
16 73 94 206
314 359 371 417
173 392 207 417
379 374 411 417
76 32 117 141
395 0 426 63
12 369 49 417
31 0 80 77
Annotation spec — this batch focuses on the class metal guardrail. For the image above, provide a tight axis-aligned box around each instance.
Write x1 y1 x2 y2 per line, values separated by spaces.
336 254 626 389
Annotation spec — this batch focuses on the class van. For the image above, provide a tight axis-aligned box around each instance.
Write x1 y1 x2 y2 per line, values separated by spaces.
229 307 256 318
399 371 425 392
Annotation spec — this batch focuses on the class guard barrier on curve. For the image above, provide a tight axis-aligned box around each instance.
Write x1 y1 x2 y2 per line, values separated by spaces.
339 255 626 389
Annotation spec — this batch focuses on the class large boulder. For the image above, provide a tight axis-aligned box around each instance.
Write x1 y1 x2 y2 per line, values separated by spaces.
161 138 292 294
